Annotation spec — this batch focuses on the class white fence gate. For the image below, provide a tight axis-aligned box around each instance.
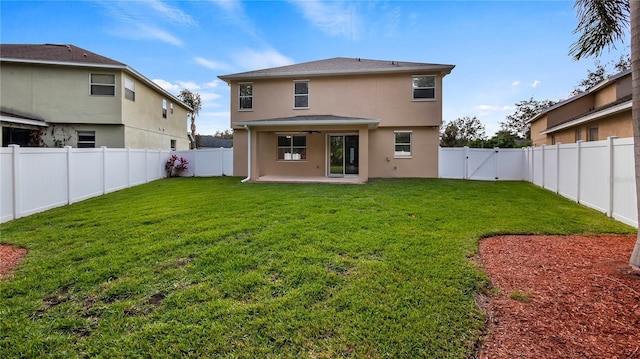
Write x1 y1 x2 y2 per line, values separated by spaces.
439 147 528 181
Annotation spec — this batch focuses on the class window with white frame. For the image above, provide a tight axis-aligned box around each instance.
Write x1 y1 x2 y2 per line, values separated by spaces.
394 131 412 157
124 77 135 101
170 139 176 151
277 134 306 161
90 74 115 96
412 75 435 100
294 81 309 108
170 103 174 114
575 128 582 142
239 83 253 110
77 131 96 148
162 99 167 118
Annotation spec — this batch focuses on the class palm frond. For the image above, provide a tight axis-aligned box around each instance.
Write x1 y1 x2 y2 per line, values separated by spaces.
569 0 629 60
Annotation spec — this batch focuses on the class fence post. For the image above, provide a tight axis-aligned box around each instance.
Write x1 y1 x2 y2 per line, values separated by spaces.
607 136 618 218
66 146 72 205
541 144 545 188
463 146 469 180
555 142 561 194
494 147 500 180
144 149 149 183
102 146 107 194
9 145 21 220
126 148 131 188
576 140 582 203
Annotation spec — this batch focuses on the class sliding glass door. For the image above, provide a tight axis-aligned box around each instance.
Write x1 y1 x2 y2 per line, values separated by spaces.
328 134 358 177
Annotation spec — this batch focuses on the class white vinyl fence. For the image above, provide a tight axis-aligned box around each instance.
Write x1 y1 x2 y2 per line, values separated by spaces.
0 146 232 223
439 137 638 227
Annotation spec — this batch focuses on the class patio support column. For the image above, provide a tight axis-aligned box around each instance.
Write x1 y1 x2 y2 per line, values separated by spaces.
358 127 369 183
249 129 259 181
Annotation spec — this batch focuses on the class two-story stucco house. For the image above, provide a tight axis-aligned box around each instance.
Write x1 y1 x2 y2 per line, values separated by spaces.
0 44 191 150
529 69 632 146
218 57 454 183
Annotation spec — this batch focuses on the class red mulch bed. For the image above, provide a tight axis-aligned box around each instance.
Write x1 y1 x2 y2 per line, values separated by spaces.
0 244 27 278
476 235 640 359
2 237 639 358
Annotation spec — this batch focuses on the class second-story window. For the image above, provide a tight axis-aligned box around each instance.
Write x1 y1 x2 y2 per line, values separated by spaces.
90 74 115 96
239 83 253 110
412 75 435 100
294 80 309 109
170 103 174 114
162 99 167 118
124 77 135 101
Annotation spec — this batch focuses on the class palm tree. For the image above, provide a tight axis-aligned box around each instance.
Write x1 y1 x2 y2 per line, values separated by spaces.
570 0 640 269
178 89 202 149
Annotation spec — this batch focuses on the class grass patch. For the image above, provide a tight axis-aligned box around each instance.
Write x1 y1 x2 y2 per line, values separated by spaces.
509 290 532 303
0 178 633 358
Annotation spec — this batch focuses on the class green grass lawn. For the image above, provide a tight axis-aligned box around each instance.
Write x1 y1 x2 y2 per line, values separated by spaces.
0 178 633 358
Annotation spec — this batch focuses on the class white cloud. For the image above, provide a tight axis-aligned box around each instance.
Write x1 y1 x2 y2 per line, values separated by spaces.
177 81 201 91
512 81 520 86
152 79 181 93
199 92 221 102
532 80 540 88
232 48 294 70
98 0 193 46
204 80 223 89
194 56 231 70
290 0 363 40
472 104 514 118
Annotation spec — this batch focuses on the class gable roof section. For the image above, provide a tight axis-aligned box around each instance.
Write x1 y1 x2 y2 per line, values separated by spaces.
219 57 455 82
0 44 191 111
527 69 631 125
0 44 125 66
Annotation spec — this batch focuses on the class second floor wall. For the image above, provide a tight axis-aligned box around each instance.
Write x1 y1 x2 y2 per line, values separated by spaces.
229 72 444 128
1 62 189 144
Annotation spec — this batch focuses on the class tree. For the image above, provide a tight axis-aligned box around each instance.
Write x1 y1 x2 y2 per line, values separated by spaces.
440 116 486 147
500 97 557 139
570 0 640 269
570 55 631 96
177 89 202 148
213 129 233 139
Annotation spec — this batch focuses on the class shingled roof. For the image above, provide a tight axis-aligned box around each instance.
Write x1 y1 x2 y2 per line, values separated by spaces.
0 44 125 66
219 57 455 82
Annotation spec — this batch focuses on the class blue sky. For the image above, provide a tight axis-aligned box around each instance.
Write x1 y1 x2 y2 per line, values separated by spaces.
1 0 630 136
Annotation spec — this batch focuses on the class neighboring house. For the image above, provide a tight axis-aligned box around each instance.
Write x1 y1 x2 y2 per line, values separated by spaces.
0 44 191 150
529 69 631 146
218 57 454 183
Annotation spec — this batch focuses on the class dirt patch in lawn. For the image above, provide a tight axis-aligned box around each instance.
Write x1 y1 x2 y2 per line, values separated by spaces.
0 244 27 278
476 235 640 359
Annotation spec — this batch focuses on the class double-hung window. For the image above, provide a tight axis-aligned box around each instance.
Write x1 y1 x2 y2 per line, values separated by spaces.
77 131 96 148
277 135 306 161
124 77 135 101
239 83 253 110
294 80 309 109
394 131 412 157
90 74 115 96
162 99 167 118
412 75 435 100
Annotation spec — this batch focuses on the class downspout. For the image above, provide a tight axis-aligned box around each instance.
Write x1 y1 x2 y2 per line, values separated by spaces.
241 125 251 182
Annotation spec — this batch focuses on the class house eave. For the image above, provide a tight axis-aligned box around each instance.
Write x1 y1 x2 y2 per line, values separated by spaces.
1 114 49 127
539 100 631 135
235 116 381 129
219 65 455 83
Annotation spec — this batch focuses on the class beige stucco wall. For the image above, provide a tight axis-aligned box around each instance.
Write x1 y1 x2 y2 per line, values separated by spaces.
121 75 190 150
1 63 122 124
530 115 548 146
230 73 443 128
368 127 439 178
551 111 631 145
594 83 616 108
38 124 124 148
